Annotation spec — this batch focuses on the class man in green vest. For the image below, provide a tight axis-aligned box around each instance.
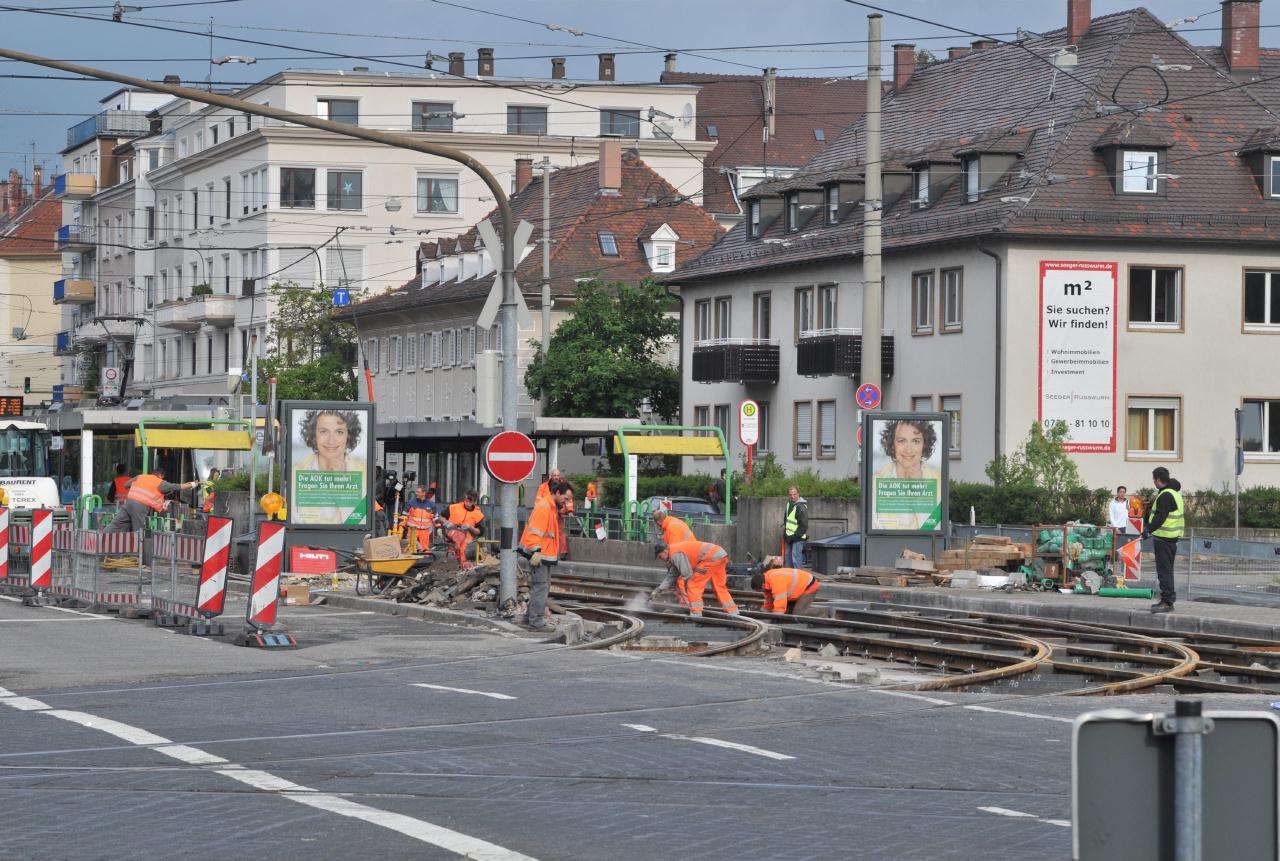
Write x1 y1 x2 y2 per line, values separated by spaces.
783 485 809 569
1143 466 1184 613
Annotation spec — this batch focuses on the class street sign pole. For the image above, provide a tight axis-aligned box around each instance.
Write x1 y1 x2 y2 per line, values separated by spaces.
1235 408 1243 540
739 400 759 481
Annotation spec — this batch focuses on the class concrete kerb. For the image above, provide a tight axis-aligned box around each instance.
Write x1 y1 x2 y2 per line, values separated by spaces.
317 591 527 634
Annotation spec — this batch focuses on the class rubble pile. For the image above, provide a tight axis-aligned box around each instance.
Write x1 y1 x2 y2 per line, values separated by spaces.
381 558 530 609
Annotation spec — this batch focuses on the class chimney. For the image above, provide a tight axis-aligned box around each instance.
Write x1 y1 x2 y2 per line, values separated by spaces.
598 53 615 81
551 57 566 79
6 169 19 219
948 46 971 60
664 52 677 74
598 138 621 195
514 157 534 193
448 52 465 76
1221 0 1261 74
163 74 181 85
893 43 916 91
32 165 42 199
0 180 8 220
971 39 997 51
477 48 494 77
1067 0 1091 45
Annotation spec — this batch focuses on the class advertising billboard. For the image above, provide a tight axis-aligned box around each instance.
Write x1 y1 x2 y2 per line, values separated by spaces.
865 413 947 533
282 401 376 529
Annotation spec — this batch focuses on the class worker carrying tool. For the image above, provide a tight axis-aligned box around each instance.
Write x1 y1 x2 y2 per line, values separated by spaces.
652 507 695 545
445 490 485 562
104 466 198 533
652 540 739 617
752 556 820 615
519 479 573 630
402 484 437 553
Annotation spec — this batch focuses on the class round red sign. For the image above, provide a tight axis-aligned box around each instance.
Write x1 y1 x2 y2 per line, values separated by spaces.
483 431 538 484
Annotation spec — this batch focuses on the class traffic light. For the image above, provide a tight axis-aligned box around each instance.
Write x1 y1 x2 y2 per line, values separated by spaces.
22 377 30 394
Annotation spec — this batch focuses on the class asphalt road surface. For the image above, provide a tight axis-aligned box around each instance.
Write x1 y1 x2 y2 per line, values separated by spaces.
1 594 1273 860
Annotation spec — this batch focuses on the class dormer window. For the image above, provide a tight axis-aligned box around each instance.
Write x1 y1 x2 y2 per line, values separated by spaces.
748 201 761 238
643 223 680 273
963 158 981 203
825 185 839 225
1121 150 1159 194
913 166 930 208
1269 156 1280 197
785 193 800 232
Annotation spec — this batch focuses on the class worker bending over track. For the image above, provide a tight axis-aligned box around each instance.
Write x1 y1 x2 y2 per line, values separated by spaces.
653 540 739 617
752 556 821 615
104 466 197 533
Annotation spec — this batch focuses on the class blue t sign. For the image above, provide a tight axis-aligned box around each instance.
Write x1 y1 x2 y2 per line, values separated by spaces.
332 288 350 307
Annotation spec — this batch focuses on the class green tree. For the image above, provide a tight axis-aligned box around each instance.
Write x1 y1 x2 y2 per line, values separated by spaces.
986 421 1084 516
525 278 679 419
257 280 360 402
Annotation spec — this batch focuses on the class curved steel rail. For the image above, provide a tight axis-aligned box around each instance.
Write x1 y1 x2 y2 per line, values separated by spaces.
558 604 646 651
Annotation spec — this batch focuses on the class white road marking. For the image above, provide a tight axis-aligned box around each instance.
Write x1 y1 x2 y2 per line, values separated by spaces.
0 689 539 860
412 683 516 701
622 723 795 761
978 807 1071 828
0 617 114 623
0 595 19 603
292 610 376 618
871 690 953 706
963 705 1072 724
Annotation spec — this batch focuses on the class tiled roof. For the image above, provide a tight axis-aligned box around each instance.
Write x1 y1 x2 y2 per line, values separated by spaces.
0 192 60 258
660 70 866 215
344 152 724 318
670 9 1280 282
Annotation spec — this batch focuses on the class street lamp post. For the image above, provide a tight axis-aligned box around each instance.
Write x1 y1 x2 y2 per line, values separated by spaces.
0 46 524 605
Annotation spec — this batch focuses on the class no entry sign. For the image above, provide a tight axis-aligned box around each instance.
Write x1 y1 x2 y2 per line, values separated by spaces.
483 431 537 484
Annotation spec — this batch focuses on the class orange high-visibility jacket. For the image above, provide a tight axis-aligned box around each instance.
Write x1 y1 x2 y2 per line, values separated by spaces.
404 501 434 529
760 567 819 613
112 475 130 501
660 516 695 546
447 502 485 545
666 540 728 580
536 481 551 501
521 496 560 561
125 474 167 512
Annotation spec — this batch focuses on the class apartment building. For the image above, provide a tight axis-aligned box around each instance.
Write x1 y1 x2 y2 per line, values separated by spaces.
0 168 62 401
53 52 713 400
668 0 1280 490
342 143 723 499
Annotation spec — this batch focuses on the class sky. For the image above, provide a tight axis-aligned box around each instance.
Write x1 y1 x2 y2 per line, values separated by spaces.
0 0 1269 182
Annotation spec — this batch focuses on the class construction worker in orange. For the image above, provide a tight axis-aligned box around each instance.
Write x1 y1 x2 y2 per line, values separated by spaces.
445 489 485 563
652 507 695 546
535 468 562 502
752 556 821 615
402 484 437 553
106 463 130 505
584 480 598 512
104 466 198 533
519 479 573 630
653 540 739 616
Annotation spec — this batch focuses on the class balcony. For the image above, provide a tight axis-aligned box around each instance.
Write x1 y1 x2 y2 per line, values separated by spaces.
53 279 95 305
66 109 150 150
155 293 237 331
691 338 780 384
796 328 896 378
55 331 75 355
53 173 96 199
75 317 136 345
55 225 94 252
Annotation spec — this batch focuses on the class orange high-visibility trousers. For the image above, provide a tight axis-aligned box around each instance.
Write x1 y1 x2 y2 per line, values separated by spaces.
411 527 433 553
685 558 737 615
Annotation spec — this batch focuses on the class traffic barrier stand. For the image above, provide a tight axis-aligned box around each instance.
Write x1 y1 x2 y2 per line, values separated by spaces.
3 521 31 596
71 529 146 615
21 510 57 607
149 516 232 636
233 521 296 648
49 522 76 604
0 507 11 595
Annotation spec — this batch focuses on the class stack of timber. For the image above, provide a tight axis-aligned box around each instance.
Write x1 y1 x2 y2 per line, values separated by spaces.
936 535 1029 573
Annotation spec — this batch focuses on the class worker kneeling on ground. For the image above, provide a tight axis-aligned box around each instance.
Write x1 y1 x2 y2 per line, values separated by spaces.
752 556 820 615
652 507 695 546
104 466 197 533
653 540 739 617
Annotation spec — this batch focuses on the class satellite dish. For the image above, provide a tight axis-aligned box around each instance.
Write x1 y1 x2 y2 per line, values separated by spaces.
681 102 694 125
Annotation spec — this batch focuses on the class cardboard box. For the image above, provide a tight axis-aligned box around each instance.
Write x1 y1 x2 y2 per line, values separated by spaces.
363 535 402 560
283 582 313 606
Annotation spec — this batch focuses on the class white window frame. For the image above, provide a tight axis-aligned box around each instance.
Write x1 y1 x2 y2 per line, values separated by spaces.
1121 150 1159 194
794 401 813 460
964 158 981 202
748 201 761 237
1126 396 1181 459
756 401 771 452
913 166 930 207
389 335 402 373
825 185 840 225
1128 266 1182 329
443 328 456 367
817 284 837 329
430 331 442 369
913 271 935 334
405 332 417 371
1242 398 1280 459
1243 269 1280 332
416 173 460 214
817 399 836 459
941 267 963 332
651 243 675 272
941 394 961 458
694 299 711 342
1270 155 1280 198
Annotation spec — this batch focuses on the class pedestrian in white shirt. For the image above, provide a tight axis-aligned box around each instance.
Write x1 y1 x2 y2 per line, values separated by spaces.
1108 486 1132 532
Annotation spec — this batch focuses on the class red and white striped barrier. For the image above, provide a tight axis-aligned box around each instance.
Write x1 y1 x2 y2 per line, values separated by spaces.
0 507 8 580
235 521 296 648
247 521 285 629
29 509 52 590
196 516 231 617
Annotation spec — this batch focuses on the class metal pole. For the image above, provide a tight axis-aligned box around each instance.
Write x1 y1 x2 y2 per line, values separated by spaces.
862 14 883 390
247 334 259 526
266 376 277 496
0 45 519 592
79 428 93 528
1172 699 1205 861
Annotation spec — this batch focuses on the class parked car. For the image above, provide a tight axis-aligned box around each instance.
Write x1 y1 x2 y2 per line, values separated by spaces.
639 495 719 519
